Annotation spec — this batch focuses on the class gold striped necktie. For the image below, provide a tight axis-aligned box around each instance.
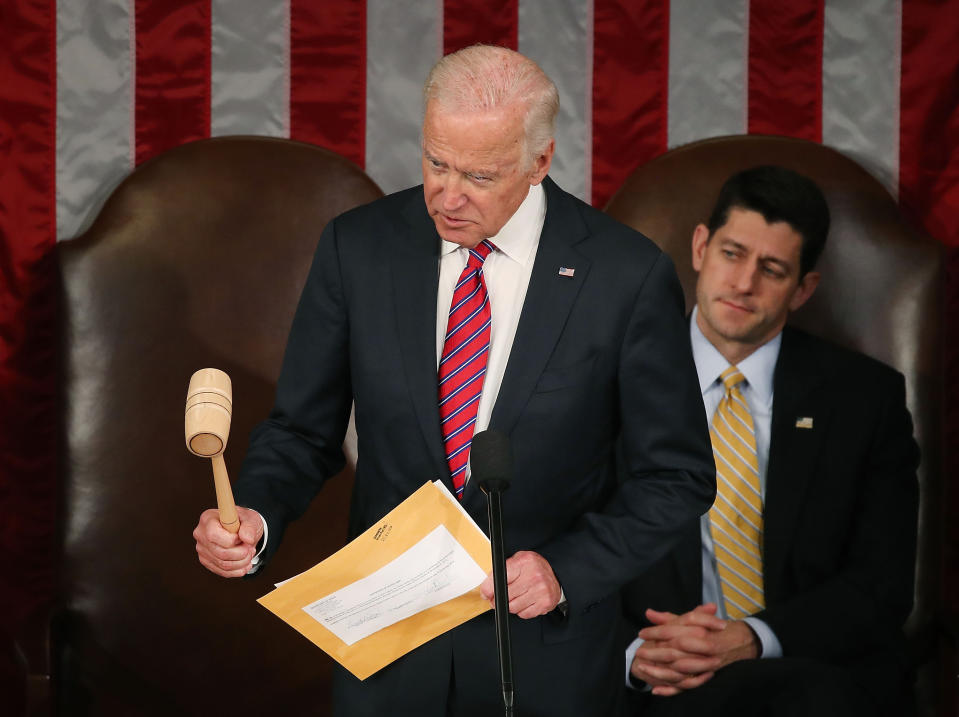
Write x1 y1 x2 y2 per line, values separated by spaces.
708 365 765 618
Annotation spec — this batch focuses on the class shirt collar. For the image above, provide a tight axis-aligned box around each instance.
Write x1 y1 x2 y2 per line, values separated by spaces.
690 305 780 405
440 182 545 267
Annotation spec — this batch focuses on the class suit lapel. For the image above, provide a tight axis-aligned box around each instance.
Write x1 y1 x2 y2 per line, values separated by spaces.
397 178 592 505
391 192 451 486
763 328 832 595
461 179 591 510
487 177 591 437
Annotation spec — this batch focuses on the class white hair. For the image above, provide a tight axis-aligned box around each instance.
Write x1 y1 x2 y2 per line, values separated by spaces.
423 45 559 167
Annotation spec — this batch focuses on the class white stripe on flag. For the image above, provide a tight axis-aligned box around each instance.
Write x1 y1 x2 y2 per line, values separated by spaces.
365 0 442 194
56 0 134 241
667 0 747 149
519 0 593 202
822 0 901 197
211 0 290 138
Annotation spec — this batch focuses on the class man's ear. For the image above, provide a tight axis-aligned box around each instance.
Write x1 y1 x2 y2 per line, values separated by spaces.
789 271 820 311
528 138 555 185
691 224 710 272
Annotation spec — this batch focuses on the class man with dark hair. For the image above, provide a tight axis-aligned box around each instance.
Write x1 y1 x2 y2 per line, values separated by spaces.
623 165 919 716
704 165 830 276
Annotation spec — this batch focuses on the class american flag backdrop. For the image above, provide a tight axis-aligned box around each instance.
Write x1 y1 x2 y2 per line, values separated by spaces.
1 0 957 631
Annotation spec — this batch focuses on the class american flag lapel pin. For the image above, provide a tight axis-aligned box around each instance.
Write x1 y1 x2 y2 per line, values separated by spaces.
558 266 575 278
795 416 814 429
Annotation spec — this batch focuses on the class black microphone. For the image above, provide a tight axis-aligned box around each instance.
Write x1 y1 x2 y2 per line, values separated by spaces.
471 429 514 716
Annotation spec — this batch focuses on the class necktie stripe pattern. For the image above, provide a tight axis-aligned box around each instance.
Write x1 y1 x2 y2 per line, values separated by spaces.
439 240 495 499
708 365 765 618
712 485 762 531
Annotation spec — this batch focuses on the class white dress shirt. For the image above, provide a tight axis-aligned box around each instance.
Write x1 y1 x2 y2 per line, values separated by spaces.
435 182 546 485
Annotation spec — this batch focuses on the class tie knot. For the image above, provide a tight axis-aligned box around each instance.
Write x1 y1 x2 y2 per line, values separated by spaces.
467 240 496 268
719 365 745 391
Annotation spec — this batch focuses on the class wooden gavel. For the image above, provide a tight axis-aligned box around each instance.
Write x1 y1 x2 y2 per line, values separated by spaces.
185 368 240 533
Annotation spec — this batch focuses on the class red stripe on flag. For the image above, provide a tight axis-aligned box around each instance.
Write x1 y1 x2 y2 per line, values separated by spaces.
443 0 518 54
0 0 58 632
133 0 211 166
747 0 823 142
290 0 366 167
592 0 669 208
900 0 959 247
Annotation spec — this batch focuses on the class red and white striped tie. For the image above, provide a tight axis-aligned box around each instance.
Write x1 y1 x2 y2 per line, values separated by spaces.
439 240 495 499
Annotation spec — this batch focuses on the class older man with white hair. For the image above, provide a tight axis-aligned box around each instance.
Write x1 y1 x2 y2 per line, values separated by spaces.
193 45 715 717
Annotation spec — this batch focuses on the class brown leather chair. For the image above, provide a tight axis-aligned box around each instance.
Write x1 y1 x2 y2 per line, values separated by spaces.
605 134 945 715
45 136 381 715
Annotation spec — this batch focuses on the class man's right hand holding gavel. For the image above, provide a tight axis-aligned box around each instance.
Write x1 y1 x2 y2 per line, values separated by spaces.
186 368 267 578
193 506 265 578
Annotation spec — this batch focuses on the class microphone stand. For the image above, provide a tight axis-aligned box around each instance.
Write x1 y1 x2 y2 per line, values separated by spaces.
483 480 514 716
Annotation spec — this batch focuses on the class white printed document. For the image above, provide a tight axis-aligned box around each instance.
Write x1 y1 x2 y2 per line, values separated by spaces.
257 481 493 679
302 524 487 645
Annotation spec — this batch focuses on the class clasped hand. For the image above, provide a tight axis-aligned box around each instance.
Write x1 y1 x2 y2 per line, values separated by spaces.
630 603 759 696
479 550 562 619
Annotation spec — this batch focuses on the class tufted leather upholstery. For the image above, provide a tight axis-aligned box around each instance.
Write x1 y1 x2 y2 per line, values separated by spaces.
605 134 944 714
50 136 380 715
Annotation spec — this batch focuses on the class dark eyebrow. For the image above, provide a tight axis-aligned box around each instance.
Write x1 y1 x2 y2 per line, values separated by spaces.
718 238 747 253
721 238 793 273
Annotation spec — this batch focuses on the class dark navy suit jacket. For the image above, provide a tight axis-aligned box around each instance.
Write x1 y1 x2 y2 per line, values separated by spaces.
236 177 716 717
622 326 920 708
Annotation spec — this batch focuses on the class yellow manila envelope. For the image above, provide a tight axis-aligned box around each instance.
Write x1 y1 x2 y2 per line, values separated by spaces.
257 481 493 679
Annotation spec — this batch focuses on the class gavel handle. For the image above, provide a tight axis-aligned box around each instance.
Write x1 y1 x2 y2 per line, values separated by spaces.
212 454 240 534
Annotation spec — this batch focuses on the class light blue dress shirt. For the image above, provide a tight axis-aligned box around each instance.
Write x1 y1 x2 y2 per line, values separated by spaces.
625 307 783 686
690 307 782 659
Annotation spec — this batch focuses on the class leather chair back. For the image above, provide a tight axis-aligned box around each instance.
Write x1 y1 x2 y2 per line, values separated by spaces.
605 134 943 710
56 136 381 715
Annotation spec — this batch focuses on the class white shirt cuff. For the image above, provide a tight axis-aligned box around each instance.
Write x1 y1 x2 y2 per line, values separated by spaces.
246 509 268 574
